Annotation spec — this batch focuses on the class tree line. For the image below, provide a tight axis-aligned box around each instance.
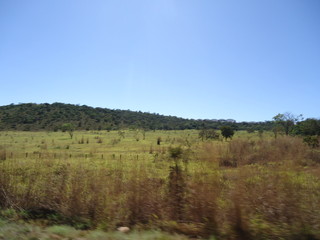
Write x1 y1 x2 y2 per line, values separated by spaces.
0 103 274 131
272 112 320 147
0 104 319 139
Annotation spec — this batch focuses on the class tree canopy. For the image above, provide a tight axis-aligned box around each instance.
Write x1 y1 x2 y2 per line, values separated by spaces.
220 126 235 140
273 112 303 135
0 103 274 131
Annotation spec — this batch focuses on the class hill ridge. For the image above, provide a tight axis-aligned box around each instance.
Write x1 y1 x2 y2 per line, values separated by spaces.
0 103 273 131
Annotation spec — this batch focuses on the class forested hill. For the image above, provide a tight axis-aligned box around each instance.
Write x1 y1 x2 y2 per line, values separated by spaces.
0 103 273 131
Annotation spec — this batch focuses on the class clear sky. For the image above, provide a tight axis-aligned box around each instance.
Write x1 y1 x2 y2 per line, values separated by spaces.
0 0 319 122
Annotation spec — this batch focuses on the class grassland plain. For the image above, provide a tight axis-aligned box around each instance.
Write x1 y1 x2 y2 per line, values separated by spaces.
0 130 320 240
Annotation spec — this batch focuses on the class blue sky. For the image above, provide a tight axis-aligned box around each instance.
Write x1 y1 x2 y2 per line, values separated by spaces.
0 0 319 121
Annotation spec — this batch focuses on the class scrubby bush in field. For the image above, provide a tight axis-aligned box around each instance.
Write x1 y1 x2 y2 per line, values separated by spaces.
61 123 75 139
220 126 234 140
303 136 319 148
198 129 220 141
168 146 184 160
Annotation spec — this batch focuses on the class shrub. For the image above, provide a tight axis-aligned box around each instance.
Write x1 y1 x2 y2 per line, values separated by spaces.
168 146 183 160
199 129 220 141
220 126 234 140
303 136 319 148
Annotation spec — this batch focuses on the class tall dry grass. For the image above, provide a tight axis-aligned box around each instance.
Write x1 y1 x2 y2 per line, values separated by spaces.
200 136 317 167
0 135 319 239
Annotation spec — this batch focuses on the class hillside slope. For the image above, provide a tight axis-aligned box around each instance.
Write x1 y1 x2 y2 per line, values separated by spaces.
0 103 272 131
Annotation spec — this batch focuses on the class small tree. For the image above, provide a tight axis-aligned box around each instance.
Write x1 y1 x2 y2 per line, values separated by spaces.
273 112 303 135
167 146 186 220
220 126 234 140
61 123 75 139
272 125 283 139
168 146 183 160
199 129 220 141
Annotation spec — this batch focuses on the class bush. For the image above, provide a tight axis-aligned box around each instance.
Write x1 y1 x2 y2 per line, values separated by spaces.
199 129 220 141
220 126 234 140
303 136 319 148
168 147 183 159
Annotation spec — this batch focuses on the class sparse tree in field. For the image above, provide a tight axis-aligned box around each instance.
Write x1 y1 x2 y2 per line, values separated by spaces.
220 126 234 140
273 112 303 135
167 146 186 220
199 129 220 141
272 125 283 139
199 129 206 141
168 146 183 160
61 123 75 139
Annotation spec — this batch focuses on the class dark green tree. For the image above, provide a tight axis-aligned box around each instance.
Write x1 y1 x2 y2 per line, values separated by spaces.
295 118 320 136
220 126 234 140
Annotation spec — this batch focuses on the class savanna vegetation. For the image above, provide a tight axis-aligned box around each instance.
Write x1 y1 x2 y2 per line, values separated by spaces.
0 127 320 239
1 104 320 239
0 103 274 131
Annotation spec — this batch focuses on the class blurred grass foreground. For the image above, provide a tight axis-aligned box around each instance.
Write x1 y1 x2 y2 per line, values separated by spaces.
0 130 320 239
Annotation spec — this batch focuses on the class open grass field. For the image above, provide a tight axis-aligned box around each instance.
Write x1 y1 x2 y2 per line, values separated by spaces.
0 130 320 239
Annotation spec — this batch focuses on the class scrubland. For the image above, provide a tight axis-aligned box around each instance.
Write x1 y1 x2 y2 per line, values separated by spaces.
0 130 319 239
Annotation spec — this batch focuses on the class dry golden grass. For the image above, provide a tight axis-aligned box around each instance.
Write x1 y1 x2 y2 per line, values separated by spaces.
0 130 319 239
